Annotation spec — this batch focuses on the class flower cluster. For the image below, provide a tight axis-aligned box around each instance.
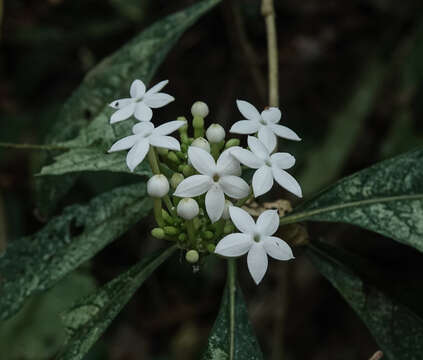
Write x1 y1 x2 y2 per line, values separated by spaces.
108 79 302 284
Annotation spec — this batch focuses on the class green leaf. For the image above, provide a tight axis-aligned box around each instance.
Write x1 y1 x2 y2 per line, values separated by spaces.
37 0 221 203
202 260 263 360
308 240 423 360
280 148 423 252
0 183 152 321
57 246 176 360
0 271 96 360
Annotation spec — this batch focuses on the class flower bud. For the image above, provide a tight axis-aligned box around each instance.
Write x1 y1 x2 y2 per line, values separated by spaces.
191 101 209 118
151 228 165 239
156 147 169 156
222 200 232 220
225 138 240 149
206 124 225 143
170 173 184 189
164 226 180 236
207 244 216 253
177 198 199 220
185 249 200 263
191 137 211 153
182 164 195 177
147 175 169 198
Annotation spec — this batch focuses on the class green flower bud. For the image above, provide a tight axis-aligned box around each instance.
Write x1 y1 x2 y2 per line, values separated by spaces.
162 209 175 225
178 233 187 242
164 226 180 236
225 138 240 149
182 164 195 177
167 151 179 164
224 223 235 234
170 173 184 189
151 228 165 239
207 244 216 253
156 147 169 156
185 250 200 263
202 230 214 240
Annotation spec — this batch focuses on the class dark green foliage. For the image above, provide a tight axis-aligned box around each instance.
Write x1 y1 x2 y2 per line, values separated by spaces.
308 241 423 360
0 183 152 321
281 148 423 252
57 246 176 360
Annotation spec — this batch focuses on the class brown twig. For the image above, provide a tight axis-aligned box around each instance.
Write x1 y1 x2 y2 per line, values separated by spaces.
261 0 279 107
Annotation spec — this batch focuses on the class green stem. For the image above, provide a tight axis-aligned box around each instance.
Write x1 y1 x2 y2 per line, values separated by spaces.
147 146 161 174
235 192 253 207
0 142 70 151
227 258 237 360
153 198 165 228
163 195 176 216
186 219 196 246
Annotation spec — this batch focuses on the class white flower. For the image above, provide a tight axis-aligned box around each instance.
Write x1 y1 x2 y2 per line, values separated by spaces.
109 79 174 124
215 206 294 284
147 175 169 198
230 100 301 152
173 147 249 223
177 198 200 220
231 136 302 198
206 124 225 143
108 120 185 172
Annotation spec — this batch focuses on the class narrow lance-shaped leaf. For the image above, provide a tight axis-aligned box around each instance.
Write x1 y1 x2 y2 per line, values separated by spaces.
308 240 423 360
280 148 423 253
0 183 152 321
36 0 222 211
202 260 263 360
57 245 177 360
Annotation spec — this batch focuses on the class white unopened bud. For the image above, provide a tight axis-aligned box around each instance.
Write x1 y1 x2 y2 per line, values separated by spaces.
177 198 199 220
206 123 225 143
191 137 211 153
222 200 232 220
147 175 169 198
191 101 209 118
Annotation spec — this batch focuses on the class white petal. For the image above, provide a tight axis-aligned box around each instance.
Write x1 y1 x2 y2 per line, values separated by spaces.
270 152 296 169
261 107 281 124
130 79 146 99
134 102 153 122
215 233 252 257
256 210 279 236
109 98 133 109
188 146 216 176
229 120 259 134
230 148 263 169
143 93 174 108
132 122 154 135
149 135 180 151
229 206 256 234
126 139 149 172
270 124 301 141
252 165 273 197
108 135 140 153
219 176 250 199
258 126 277 153
263 236 294 260
153 120 185 136
236 100 261 121
247 136 269 160
205 184 225 223
247 243 268 285
217 148 241 176
272 166 303 198
110 102 136 124
144 80 169 96
173 175 212 197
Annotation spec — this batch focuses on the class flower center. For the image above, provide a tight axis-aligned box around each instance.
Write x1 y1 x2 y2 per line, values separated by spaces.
253 234 261 243
213 174 220 182
265 159 272 167
259 118 267 125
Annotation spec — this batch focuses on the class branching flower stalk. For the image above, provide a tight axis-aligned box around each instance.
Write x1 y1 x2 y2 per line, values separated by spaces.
107 79 302 284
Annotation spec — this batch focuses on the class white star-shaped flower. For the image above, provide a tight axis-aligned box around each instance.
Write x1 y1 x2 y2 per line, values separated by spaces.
230 100 300 152
231 136 302 198
173 147 249 223
215 206 294 284
108 120 184 172
109 79 174 124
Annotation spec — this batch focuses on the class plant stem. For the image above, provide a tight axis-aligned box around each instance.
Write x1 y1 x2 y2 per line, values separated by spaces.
147 146 161 174
261 0 279 107
153 198 165 228
186 219 196 246
0 142 70 151
227 258 237 360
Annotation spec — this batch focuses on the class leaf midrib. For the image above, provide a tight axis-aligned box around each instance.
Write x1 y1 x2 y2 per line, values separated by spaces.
280 193 423 225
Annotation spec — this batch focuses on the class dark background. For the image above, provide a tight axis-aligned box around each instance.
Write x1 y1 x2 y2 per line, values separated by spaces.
1 0 423 359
